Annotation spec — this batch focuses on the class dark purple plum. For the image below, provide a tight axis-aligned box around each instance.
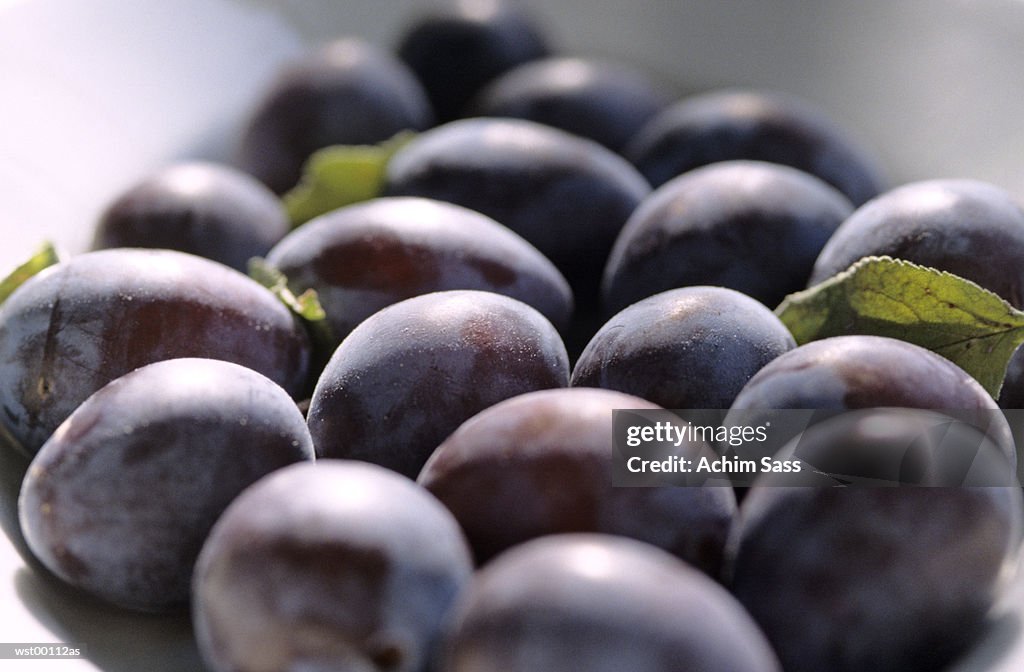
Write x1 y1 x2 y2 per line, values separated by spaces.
805 177 1024 417
418 387 735 571
307 290 569 478
91 162 289 271
264 196 573 347
769 408 1016 488
810 179 1024 304
237 38 433 194
439 534 782 672
0 248 311 455
728 439 1021 672
396 0 550 122
625 89 885 205
193 460 473 672
383 117 650 313
18 358 314 613
468 56 673 153
573 286 795 409
726 335 1015 469
602 160 853 315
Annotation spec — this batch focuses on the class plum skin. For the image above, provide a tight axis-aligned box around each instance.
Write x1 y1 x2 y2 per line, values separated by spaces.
602 160 853 315
0 248 311 456
572 286 796 409
468 56 672 153
396 0 550 122
439 534 782 672
307 290 570 479
92 161 289 271
384 117 651 312
418 387 736 572
237 38 433 194
193 460 473 672
264 196 574 346
809 179 1024 306
806 178 1024 409
728 483 1021 672
18 358 315 613
726 335 1016 470
625 88 885 205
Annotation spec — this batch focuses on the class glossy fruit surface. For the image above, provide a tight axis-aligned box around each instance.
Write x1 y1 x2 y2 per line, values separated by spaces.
18 358 314 612
727 335 1015 469
440 534 782 672
729 474 1021 672
238 38 433 194
625 89 885 205
468 56 672 153
0 248 311 455
810 179 1024 306
602 160 853 314
384 117 650 311
92 162 289 271
396 0 550 122
418 387 735 570
193 460 473 672
307 290 569 478
573 286 795 409
265 196 573 345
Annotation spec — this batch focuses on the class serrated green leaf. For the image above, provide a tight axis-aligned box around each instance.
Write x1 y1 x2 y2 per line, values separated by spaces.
282 131 416 227
0 241 62 306
776 256 1024 398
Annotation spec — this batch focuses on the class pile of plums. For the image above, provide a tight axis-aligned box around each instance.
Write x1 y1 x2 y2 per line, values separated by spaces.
3 1 1023 671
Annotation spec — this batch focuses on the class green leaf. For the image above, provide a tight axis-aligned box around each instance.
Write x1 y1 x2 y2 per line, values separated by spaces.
0 241 63 306
775 256 1024 398
282 131 416 227
248 257 325 322
248 258 336 358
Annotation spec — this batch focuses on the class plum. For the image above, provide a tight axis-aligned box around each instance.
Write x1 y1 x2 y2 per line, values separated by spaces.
810 179 1024 306
18 358 314 612
418 387 735 571
396 0 550 122
91 162 289 271
237 38 433 194
439 534 782 672
728 432 1021 672
625 88 885 205
602 160 853 314
307 290 569 478
0 248 310 455
726 335 1015 470
383 117 650 312
573 286 795 409
468 56 673 153
264 196 573 346
193 460 473 672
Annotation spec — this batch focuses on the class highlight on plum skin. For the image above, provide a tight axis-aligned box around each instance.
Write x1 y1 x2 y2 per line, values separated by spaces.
418 387 736 572
307 289 570 479
572 286 796 410
192 460 474 672
17 358 315 613
264 196 574 348
92 161 290 272
438 534 782 672
0 248 312 456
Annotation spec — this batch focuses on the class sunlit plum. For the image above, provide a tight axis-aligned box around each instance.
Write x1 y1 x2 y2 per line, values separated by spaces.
0 249 310 455
307 290 569 478
18 358 314 612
